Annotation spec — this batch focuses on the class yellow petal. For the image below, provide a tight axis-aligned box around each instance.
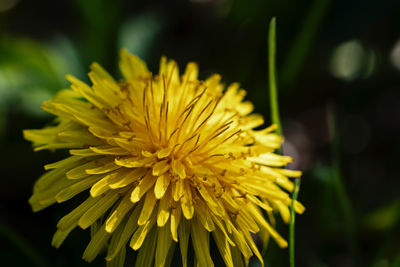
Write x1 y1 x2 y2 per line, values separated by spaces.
231 246 246 267
210 214 235 246
246 194 273 212
157 147 173 159
78 191 120 229
90 174 114 198
82 225 111 262
90 145 130 155
152 160 170 176
115 156 145 168
138 191 157 225
109 168 146 189
66 161 98 179
248 204 288 248
105 217 126 263
90 62 116 83
178 218 190 267
180 180 194 219
57 130 102 145
183 62 198 82
248 153 292 167
56 175 101 203
172 178 184 202
154 174 170 199
239 114 264 130
141 150 154 157
171 159 186 179
106 203 142 260
88 126 118 140
34 167 71 192
195 201 215 232
197 183 223 217
236 207 260 234
105 193 134 233
205 74 222 92
51 222 76 249
131 173 156 203
155 221 173 267
119 49 149 82
230 226 253 260
276 168 302 177
70 148 99 157
294 200 305 214
241 229 264 267
44 155 83 170
66 74 109 110
23 128 56 145
274 200 290 224
212 227 233 267
86 161 120 175
130 211 156 251
56 197 98 231
191 217 214 267
240 182 288 201
31 177 75 210
157 189 172 227
134 228 157 267
170 205 181 242
106 244 126 267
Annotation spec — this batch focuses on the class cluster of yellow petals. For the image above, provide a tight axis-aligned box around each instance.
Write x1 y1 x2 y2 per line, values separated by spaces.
24 49 304 267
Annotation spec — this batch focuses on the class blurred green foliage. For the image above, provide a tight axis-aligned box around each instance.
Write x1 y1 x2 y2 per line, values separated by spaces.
0 36 83 117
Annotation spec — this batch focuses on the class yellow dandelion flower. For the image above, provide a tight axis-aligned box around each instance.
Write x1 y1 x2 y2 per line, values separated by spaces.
24 49 305 267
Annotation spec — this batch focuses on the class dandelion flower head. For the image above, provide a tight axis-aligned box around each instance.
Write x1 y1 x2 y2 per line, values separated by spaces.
24 49 305 267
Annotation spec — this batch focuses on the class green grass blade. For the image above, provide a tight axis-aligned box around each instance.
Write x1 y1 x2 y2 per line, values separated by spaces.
289 179 301 267
268 17 282 137
268 17 301 267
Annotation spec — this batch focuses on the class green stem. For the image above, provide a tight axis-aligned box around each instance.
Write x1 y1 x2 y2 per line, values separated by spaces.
289 179 301 267
268 17 301 267
268 17 282 137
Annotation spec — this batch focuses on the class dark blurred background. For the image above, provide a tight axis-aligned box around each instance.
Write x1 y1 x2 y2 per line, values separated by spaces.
1 0 400 266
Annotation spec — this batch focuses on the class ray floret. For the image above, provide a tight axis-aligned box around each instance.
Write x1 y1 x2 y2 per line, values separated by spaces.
24 49 304 267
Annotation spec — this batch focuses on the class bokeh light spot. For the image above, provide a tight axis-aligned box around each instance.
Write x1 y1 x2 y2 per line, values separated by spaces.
330 40 375 81
390 39 400 71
